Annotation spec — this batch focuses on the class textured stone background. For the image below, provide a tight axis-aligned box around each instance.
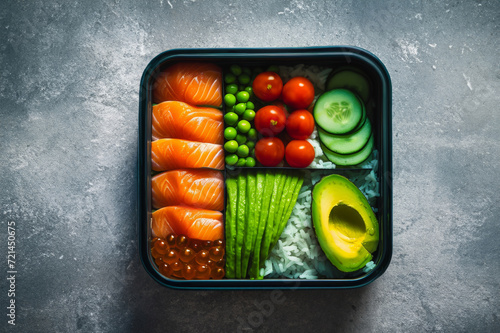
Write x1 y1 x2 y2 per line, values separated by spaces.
1 0 499 332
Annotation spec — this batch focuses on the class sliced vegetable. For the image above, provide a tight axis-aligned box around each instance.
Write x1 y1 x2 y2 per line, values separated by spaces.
241 171 256 277
235 173 247 278
326 68 371 102
321 133 374 166
318 119 372 155
225 177 238 278
314 89 364 134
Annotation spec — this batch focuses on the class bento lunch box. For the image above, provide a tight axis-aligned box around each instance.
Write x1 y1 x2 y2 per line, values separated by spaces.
138 47 392 289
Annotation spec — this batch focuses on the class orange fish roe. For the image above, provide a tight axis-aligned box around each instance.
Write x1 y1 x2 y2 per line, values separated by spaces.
151 234 225 280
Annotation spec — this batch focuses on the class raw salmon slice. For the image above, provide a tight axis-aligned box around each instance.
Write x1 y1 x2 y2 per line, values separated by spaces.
152 206 224 240
151 138 224 171
153 62 222 107
152 169 224 211
152 101 223 144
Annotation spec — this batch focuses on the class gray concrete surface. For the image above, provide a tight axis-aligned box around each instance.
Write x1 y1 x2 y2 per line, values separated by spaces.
1 0 499 332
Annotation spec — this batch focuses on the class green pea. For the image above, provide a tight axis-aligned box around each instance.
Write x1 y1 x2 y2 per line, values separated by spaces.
246 101 255 110
225 154 239 166
237 120 251 133
234 103 246 115
250 148 255 157
242 67 252 76
226 84 238 95
225 73 236 84
224 140 238 153
224 127 237 140
245 157 256 167
236 134 247 145
236 91 250 103
237 144 249 157
238 74 251 85
242 109 255 122
244 86 253 97
236 158 247 167
224 94 236 107
246 141 255 150
224 112 239 126
230 65 242 76
247 128 258 141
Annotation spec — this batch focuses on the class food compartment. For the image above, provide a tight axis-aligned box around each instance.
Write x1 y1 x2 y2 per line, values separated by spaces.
138 47 392 288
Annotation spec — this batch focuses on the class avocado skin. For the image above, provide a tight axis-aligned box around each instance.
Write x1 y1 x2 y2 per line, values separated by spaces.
312 174 379 272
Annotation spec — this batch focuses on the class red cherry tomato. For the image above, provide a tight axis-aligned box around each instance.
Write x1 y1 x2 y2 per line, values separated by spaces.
254 105 286 136
285 140 315 168
286 109 315 139
282 77 315 109
255 137 285 167
252 72 283 102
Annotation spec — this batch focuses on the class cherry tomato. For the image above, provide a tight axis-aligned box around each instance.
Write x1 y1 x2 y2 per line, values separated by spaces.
254 105 286 136
252 72 283 102
285 140 315 168
286 109 315 139
255 137 285 167
282 77 315 109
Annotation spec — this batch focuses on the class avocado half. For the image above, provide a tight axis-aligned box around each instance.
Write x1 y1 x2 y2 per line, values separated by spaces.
312 174 379 272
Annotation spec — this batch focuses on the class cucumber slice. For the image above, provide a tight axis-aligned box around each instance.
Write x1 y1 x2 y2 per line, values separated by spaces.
321 134 374 166
326 70 371 103
314 89 363 134
318 119 372 155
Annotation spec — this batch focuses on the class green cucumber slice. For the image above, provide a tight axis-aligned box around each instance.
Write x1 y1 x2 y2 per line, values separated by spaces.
318 119 372 155
321 133 374 166
314 89 363 134
326 70 371 103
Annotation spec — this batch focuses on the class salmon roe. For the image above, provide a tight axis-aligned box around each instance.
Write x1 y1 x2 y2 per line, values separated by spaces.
151 234 225 280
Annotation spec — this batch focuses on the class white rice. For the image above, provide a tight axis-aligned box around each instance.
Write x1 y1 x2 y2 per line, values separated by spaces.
263 64 380 279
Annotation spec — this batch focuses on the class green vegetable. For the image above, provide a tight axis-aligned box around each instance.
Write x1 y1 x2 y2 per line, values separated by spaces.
271 172 303 249
249 171 274 279
235 134 247 145
244 86 253 97
225 154 238 166
238 74 251 85
225 73 236 84
237 120 251 133
242 109 255 122
246 141 255 150
224 140 238 153
241 171 256 277
247 128 258 141
224 93 236 107
237 144 249 158
224 127 237 140
259 171 285 268
314 89 364 134
226 84 238 95
234 103 246 115
224 112 238 126
245 157 256 167
230 64 242 76
236 158 247 167
246 101 255 110
225 177 238 278
235 172 247 278
236 91 250 103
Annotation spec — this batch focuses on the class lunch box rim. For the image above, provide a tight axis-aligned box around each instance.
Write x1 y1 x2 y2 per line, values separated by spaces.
138 46 392 289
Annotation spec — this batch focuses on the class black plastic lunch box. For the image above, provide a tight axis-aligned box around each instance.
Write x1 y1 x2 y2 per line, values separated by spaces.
138 47 392 289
